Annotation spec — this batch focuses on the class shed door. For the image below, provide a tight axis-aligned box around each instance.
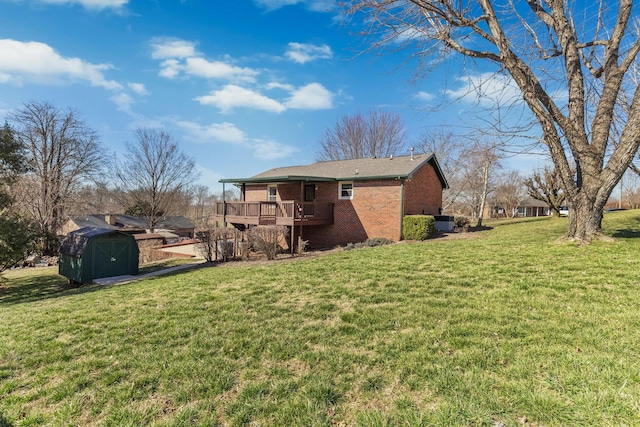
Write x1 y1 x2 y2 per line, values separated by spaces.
93 238 132 279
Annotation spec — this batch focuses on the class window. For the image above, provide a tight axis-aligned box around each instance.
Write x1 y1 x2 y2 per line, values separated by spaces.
339 182 353 200
268 185 277 202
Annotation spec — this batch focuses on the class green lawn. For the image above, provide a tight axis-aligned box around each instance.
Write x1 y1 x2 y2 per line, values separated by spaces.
1 212 640 426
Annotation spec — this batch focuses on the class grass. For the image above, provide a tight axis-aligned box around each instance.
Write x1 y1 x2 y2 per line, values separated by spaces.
1 212 640 425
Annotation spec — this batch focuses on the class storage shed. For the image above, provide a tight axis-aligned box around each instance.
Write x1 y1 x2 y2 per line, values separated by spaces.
59 227 139 284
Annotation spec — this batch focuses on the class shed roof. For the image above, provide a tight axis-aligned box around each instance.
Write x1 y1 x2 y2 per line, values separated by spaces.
59 227 130 258
221 153 448 188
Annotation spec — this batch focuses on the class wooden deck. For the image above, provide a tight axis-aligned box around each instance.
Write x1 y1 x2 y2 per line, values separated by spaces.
214 201 334 227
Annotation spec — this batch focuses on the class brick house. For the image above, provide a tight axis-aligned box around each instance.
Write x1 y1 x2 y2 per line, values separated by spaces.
214 153 448 249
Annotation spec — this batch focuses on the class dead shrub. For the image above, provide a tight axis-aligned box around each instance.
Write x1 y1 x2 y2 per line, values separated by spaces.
248 225 289 260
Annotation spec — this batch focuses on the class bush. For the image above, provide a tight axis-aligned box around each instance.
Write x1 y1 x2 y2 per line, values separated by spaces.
453 216 470 230
248 225 289 260
344 237 394 251
402 215 435 240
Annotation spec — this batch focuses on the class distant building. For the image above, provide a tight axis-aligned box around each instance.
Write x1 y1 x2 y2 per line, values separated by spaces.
60 214 196 239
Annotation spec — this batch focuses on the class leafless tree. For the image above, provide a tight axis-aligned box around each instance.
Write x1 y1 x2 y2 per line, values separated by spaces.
524 166 566 216
345 0 640 242
622 171 640 209
417 129 467 212
9 101 105 254
492 171 527 218
190 185 214 229
317 110 407 160
458 142 501 227
114 128 199 232
69 182 125 216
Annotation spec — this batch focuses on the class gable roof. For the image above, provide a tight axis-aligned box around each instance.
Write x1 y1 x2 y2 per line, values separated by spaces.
59 227 132 257
221 153 448 188
69 214 195 231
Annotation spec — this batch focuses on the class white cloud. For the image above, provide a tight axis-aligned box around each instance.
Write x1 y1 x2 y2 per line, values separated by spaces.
252 139 299 160
111 92 134 112
0 38 122 90
265 82 294 91
195 85 286 113
151 38 197 59
178 121 246 144
128 82 148 95
151 38 259 83
285 42 332 64
195 82 334 113
285 82 333 109
254 0 333 12
37 0 128 10
158 59 182 79
415 91 435 102
444 72 523 107
183 57 258 82
178 119 298 161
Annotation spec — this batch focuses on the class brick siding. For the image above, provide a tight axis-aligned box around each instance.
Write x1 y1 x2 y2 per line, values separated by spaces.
403 162 443 215
237 161 443 248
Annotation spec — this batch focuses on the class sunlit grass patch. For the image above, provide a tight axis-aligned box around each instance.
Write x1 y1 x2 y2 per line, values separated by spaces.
2 211 640 425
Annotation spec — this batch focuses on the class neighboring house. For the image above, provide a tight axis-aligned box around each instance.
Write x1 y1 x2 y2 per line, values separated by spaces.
214 153 448 249
60 214 196 239
516 198 551 217
484 197 552 219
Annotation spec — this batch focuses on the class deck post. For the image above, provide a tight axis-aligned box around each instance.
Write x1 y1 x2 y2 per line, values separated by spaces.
222 182 227 227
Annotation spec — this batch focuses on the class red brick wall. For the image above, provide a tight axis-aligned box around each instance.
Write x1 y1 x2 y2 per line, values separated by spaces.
302 180 402 248
244 184 267 202
403 162 443 215
240 162 443 248
244 183 302 201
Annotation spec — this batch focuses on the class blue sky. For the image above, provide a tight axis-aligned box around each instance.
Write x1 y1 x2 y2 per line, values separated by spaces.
0 0 545 193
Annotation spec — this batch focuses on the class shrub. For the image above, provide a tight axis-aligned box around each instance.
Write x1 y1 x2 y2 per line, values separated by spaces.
248 225 289 260
402 215 435 240
454 216 470 230
196 228 241 262
344 237 394 251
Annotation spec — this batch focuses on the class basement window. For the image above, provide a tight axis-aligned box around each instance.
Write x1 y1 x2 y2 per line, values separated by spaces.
339 182 353 200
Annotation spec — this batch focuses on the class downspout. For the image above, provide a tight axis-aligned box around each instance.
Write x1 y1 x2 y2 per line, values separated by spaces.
399 179 405 241
222 182 226 227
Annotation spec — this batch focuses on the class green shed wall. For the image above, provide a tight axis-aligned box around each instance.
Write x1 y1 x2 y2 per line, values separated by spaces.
59 232 139 284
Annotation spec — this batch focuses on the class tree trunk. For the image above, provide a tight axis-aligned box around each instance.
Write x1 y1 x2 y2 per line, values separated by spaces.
566 205 602 241
476 162 490 228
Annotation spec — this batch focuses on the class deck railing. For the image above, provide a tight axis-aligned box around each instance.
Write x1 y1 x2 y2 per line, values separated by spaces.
215 201 333 225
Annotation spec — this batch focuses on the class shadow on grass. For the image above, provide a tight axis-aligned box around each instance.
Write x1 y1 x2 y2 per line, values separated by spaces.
611 229 640 239
0 261 211 306
0 270 96 306
0 410 14 427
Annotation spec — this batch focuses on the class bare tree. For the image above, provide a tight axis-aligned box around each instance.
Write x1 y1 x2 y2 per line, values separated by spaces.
115 128 199 232
417 129 467 212
9 102 105 254
190 184 213 229
345 1 640 242
317 110 407 160
524 167 566 216
458 142 501 227
492 171 527 218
